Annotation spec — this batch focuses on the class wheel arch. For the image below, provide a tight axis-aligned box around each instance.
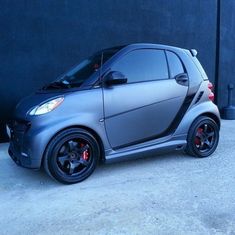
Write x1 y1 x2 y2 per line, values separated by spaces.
199 112 221 129
41 125 105 168
174 101 220 136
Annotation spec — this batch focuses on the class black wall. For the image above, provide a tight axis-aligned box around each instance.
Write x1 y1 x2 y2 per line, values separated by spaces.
0 0 227 142
218 0 235 108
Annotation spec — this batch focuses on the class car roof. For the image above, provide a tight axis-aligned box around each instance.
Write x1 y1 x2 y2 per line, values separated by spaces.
103 43 186 53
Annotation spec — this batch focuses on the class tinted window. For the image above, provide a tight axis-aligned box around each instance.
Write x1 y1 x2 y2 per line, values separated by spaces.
44 47 123 90
43 54 102 90
102 46 125 65
166 51 184 78
111 49 168 83
59 49 120 86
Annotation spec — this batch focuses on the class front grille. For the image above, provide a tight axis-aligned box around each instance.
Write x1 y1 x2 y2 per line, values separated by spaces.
8 119 31 133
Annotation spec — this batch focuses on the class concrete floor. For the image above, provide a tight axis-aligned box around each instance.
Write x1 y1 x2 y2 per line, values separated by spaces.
0 120 235 235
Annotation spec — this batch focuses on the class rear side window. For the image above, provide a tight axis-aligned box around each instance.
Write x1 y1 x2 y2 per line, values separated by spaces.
111 49 169 83
166 51 184 78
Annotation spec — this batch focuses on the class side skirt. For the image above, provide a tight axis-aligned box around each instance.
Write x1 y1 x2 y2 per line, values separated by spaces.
105 134 187 163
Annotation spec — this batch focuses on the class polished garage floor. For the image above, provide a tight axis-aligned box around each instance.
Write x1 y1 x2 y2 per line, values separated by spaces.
0 120 235 235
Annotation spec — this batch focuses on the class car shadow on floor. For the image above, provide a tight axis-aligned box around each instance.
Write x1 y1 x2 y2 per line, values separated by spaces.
1 149 195 189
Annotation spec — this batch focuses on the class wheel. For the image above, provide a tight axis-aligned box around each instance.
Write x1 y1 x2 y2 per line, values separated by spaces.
185 116 219 158
43 128 100 184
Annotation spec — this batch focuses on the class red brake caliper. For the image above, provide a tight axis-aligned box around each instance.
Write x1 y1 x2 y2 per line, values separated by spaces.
81 143 89 161
195 128 203 145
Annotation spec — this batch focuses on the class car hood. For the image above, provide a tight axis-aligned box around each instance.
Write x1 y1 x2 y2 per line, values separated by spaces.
13 92 63 120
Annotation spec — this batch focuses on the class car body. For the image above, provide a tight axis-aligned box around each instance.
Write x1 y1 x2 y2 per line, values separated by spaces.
7 43 220 184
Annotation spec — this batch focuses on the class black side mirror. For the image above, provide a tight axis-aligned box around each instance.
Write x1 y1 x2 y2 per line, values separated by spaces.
105 71 127 86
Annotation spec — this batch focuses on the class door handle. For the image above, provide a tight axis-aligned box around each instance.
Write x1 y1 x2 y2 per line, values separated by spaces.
175 73 188 86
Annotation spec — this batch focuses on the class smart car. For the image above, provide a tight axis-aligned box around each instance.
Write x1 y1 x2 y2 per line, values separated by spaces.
7 43 220 184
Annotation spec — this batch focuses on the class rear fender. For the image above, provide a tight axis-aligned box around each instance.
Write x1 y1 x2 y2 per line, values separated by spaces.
174 101 220 136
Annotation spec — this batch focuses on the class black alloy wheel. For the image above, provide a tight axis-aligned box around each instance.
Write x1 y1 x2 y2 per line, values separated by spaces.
185 116 219 157
57 139 92 176
44 128 100 184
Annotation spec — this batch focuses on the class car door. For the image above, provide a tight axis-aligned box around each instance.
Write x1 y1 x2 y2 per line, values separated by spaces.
103 48 188 149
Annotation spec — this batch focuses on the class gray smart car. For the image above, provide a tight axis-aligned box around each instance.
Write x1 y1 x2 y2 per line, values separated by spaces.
7 43 220 184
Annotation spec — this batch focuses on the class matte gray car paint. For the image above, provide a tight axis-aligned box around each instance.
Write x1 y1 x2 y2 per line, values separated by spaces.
7 43 220 169
103 79 188 148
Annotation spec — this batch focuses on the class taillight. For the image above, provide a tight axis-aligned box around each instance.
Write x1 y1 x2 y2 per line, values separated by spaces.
208 82 214 102
208 82 213 90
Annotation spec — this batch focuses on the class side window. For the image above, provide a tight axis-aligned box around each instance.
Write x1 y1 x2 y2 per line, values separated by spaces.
111 49 168 83
166 51 185 78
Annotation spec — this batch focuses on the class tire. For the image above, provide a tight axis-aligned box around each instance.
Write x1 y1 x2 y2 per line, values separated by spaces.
43 128 100 184
185 116 219 158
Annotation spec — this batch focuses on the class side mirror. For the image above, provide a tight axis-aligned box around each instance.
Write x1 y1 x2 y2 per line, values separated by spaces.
105 71 127 86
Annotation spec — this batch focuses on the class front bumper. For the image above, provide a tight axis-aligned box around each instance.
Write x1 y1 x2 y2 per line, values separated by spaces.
7 121 41 169
8 142 36 169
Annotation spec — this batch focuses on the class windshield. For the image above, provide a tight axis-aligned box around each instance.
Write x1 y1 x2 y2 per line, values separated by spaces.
43 46 124 90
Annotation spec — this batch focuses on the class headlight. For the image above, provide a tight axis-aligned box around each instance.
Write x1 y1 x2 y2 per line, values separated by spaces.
29 97 64 115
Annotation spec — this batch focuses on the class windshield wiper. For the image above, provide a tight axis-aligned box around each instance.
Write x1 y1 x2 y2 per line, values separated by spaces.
42 81 70 90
